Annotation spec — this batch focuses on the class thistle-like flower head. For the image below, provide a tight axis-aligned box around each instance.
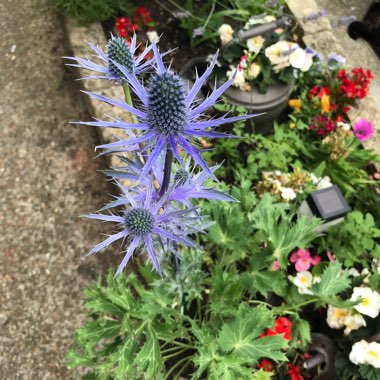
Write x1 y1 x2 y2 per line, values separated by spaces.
84 180 201 276
104 155 236 207
65 34 155 82
78 44 257 180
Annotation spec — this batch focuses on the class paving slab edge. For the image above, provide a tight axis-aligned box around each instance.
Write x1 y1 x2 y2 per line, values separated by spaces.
64 5 380 168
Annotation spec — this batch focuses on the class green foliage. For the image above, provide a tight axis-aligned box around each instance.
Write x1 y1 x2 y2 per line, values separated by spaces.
51 0 133 25
192 305 288 379
251 194 321 267
320 211 380 267
241 249 287 297
67 249 290 379
359 365 380 380
311 262 351 306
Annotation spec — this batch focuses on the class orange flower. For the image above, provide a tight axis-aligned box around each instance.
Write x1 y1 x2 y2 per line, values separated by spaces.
288 99 302 112
321 93 331 114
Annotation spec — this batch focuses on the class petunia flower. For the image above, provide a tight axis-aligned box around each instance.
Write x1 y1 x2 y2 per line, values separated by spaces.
353 119 374 142
84 179 202 276
77 45 256 180
65 34 156 82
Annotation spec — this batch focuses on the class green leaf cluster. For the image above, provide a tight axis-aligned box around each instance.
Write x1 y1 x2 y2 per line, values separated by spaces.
319 211 380 267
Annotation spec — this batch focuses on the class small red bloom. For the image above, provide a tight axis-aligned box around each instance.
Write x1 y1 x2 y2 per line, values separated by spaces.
287 363 304 380
257 359 273 372
261 317 292 341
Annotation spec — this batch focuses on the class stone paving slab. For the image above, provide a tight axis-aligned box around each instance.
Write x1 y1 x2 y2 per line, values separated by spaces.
0 0 120 378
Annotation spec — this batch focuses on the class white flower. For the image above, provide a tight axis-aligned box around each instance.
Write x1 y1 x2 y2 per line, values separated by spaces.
366 342 380 368
349 340 380 368
226 66 246 89
249 62 261 78
247 35 265 53
291 271 314 294
350 340 370 365
348 268 360 277
337 121 351 131
344 313 366 335
244 15 276 29
289 48 313 72
218 24 234 46
351 287 380 318
265 41 293 65
146 31 160 43
326 306 366 335
326 306 350 329
280 187 297 201
316 176 332 190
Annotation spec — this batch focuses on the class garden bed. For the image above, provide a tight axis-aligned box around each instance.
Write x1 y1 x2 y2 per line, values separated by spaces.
63 1 380 379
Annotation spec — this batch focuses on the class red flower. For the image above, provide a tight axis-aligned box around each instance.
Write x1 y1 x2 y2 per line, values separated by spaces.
261 317 292 341
309 115 335 136
136 6 150 17
257 359 273 372
287 363 304 380
308 85 318 99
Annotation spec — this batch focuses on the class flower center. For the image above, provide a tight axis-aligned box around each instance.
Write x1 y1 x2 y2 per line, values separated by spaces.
107 37 135 79
124 207 155 237
361 297 370 307
174 169 189 186
147 72 188 136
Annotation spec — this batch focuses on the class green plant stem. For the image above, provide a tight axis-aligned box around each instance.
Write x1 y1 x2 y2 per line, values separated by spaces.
283 298 320 312
173 357 192 380
162 347 189 360
164 355 193 380
122 83 139 125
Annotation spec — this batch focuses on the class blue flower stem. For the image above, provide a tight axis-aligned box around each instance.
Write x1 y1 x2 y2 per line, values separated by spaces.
159 147 173 196
122 83 160 191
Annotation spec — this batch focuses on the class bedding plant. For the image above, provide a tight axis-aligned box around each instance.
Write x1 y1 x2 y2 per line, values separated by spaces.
65 16 380 380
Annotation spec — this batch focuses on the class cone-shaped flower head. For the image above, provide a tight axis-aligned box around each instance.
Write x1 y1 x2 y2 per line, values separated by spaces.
84 180 201 276
107 36 136 79
78 44 258 180
65 34 156 82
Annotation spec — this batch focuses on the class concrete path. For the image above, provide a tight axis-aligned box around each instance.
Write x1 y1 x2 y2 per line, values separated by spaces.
0 0 117 378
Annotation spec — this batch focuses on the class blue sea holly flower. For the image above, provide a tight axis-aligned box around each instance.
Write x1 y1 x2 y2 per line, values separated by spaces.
84 180 200 276
65 34 156 82
78 44 257 180
103 155 237 207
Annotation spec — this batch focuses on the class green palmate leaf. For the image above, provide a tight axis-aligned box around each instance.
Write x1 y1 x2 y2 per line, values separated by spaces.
312 262 351 301
291 316 311 350
218 306 287 363
241 249 287 297
135 326 163 378
192 340 219 380
251 195 321 267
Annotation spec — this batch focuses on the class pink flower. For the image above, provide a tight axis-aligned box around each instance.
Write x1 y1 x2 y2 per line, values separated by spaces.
327 251 336 262
353 119 373 142
271 260 280 271
290 248 321 272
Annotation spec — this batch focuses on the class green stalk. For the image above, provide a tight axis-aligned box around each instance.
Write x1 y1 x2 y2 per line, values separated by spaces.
122 83 139 125
164 355 193 380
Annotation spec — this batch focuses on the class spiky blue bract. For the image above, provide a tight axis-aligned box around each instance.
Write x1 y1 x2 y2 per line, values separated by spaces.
64 34 155 82
103 155 237 207
77 44 258 180
84 180 201 276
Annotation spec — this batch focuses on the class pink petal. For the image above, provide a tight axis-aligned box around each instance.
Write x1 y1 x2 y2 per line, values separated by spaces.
310 255 321 265
296 248 311 259
290 252 300 263
295 258 311 272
